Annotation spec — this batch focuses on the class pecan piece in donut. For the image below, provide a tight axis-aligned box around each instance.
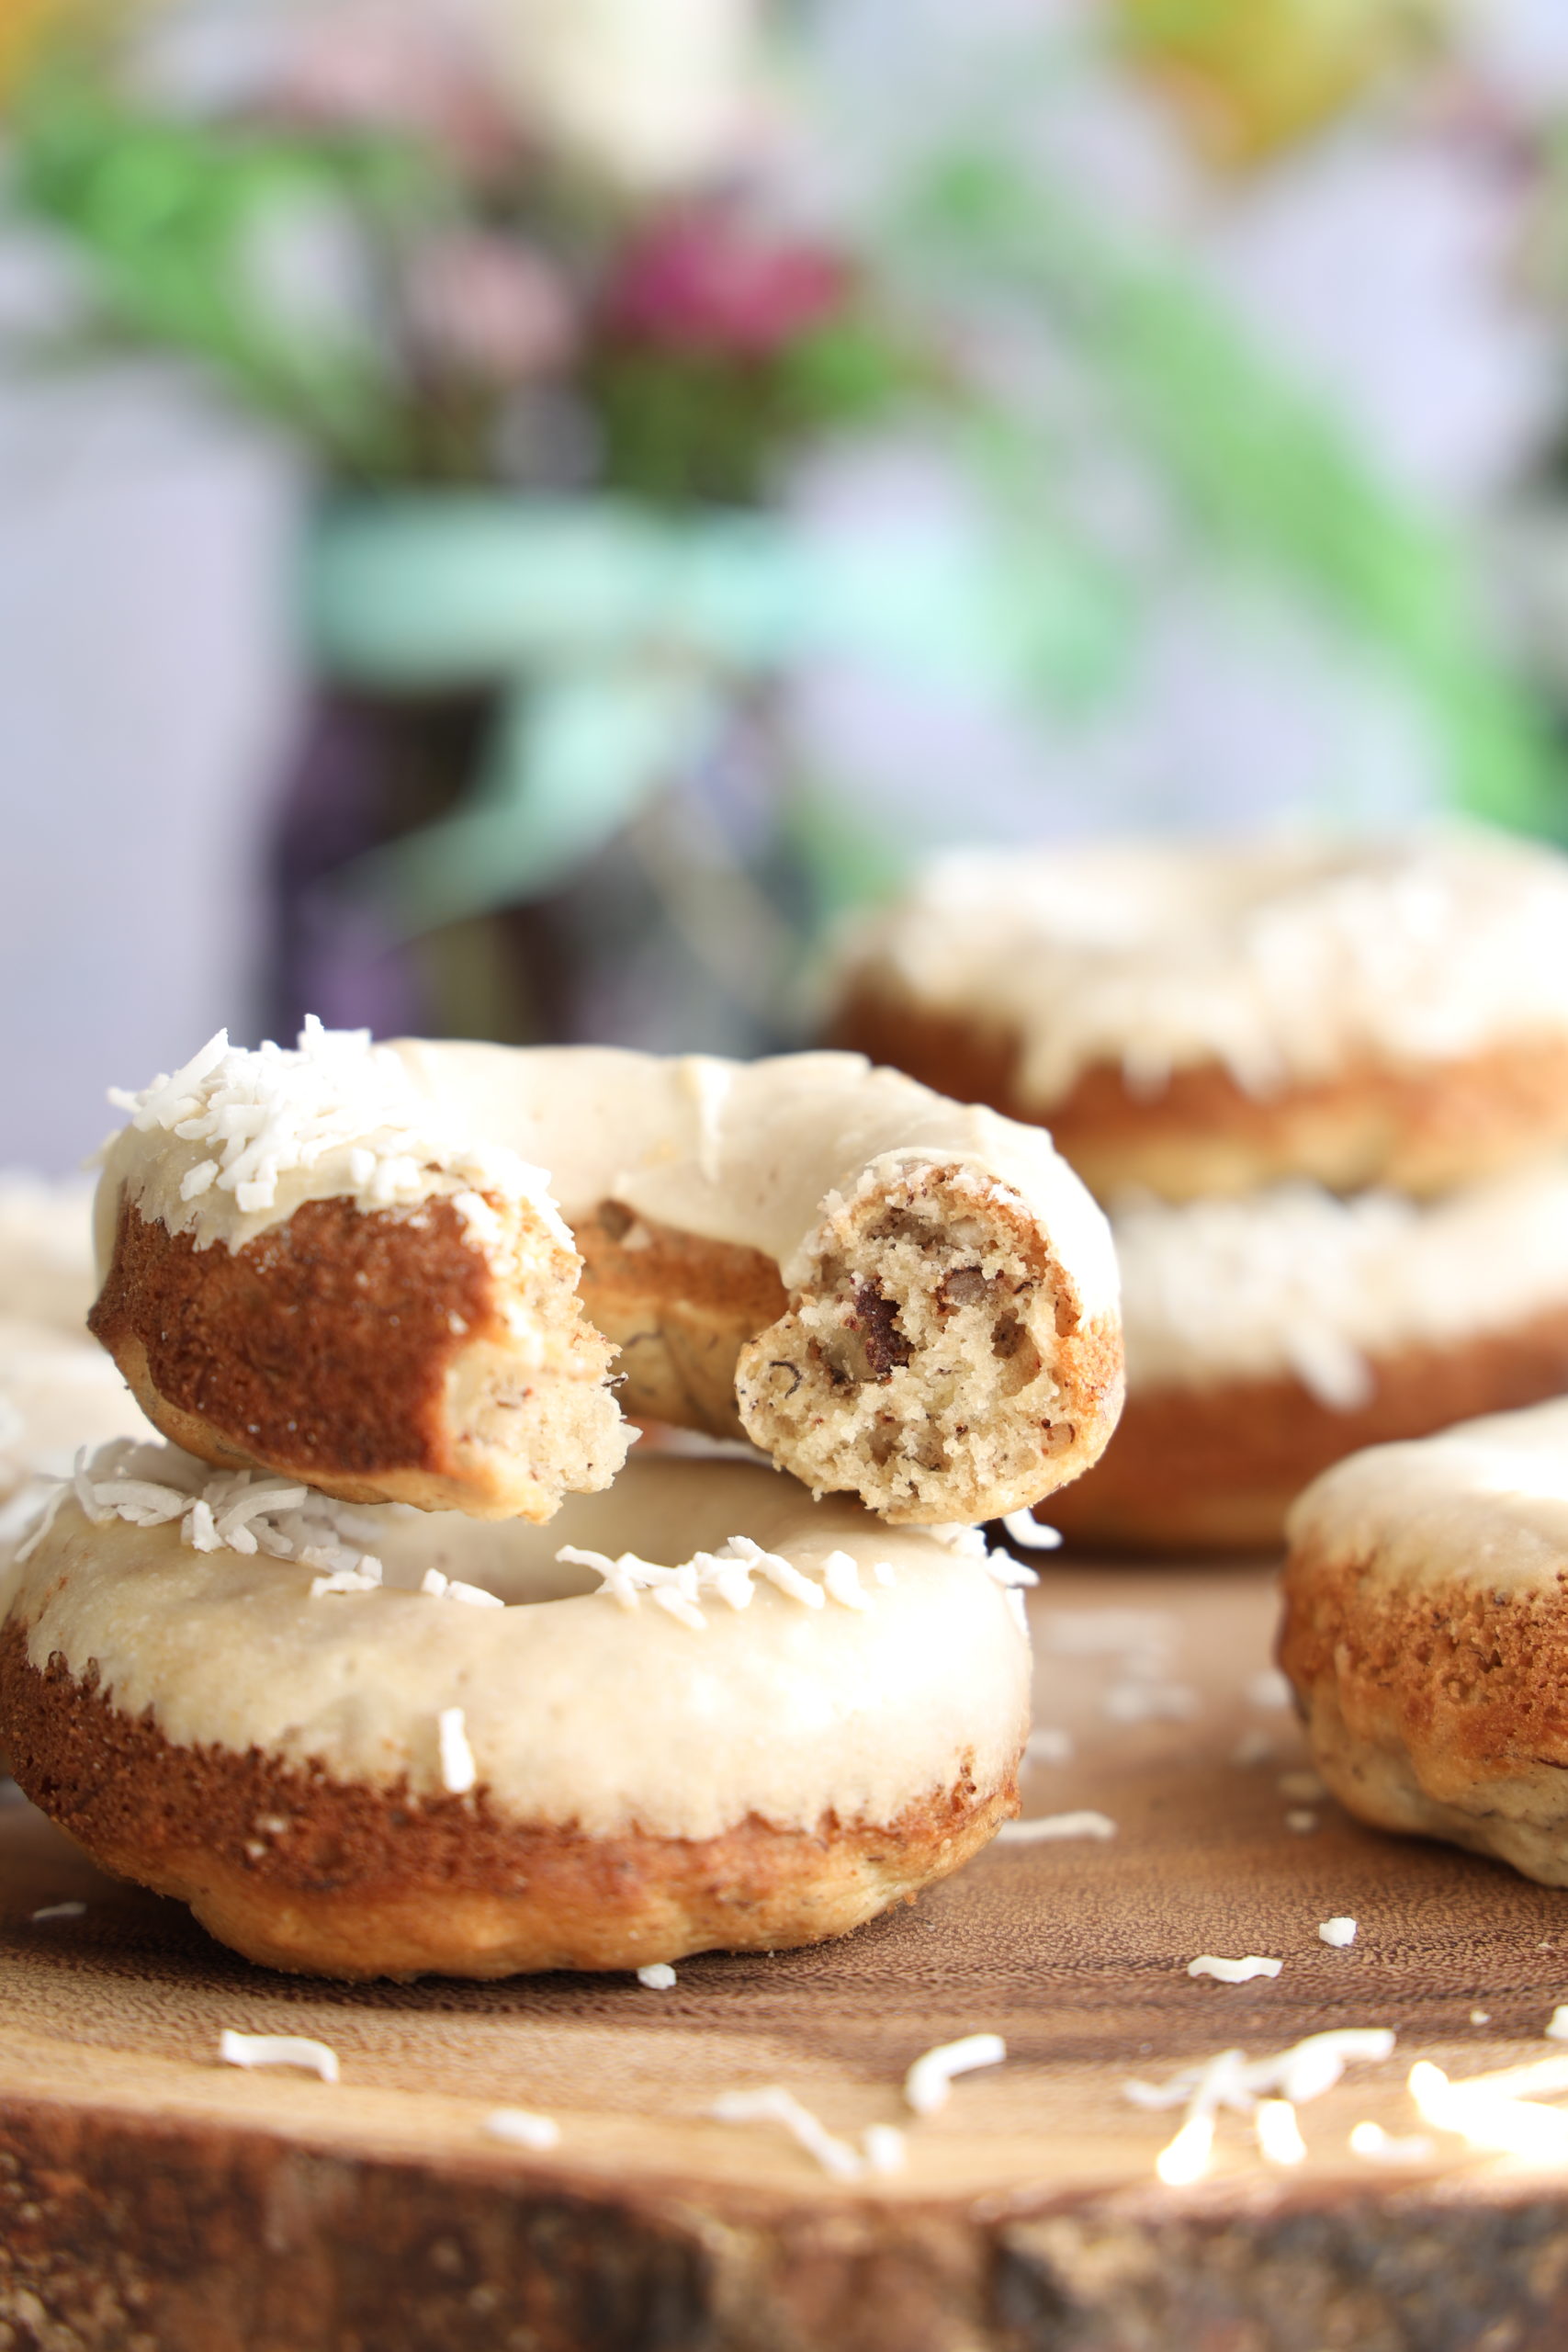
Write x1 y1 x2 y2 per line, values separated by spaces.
735 1155 1122 1525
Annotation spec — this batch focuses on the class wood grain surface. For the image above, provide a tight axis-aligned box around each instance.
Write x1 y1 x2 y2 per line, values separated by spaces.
6 1555 1568 2351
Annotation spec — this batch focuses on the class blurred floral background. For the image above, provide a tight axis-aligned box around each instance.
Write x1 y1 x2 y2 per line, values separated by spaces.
6 0 1568 1163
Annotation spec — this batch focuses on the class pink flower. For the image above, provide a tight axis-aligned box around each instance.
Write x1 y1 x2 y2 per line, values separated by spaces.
407 234 579 379
600 210 850 358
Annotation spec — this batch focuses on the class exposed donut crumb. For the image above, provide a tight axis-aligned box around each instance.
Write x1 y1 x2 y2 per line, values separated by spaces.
735 1155 1116 1524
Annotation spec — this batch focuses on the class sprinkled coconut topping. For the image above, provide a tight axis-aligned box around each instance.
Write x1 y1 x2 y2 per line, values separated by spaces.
437 1707 477 1795
16 1438 386 1585
419 1566 504 1609
1254 2098 1306 2167
106 1017 570 1243
710 2086 863 2180
1189 1955 1282 1984
219 2030 339 2084
485 2109 561 2152
903 2034 1006 2116
1319 1917 1358 1949
637 1962 677 1990
996 1810 1116 1844
999 1509 1063 1552
1407 2058 1568 2162
555 1532 897 1630
1349 2120 1437 2165
1131 2027 1397 2184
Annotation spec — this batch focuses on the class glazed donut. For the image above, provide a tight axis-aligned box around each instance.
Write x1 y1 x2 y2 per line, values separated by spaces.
88 1023 1122 1527
830 831 1568 1202
1280 1398 1568 1887
1046 1164 1568 1554
0 1443 1031 1976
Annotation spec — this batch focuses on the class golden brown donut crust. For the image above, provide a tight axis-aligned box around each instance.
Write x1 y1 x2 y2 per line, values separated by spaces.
1043 1300 1568 1555
0 1623 1017 1978
89 1192 626 1520
832 982 1568 1204
92 1170 1122 1527
90 1191 490 1487
1278 1488 1568 1885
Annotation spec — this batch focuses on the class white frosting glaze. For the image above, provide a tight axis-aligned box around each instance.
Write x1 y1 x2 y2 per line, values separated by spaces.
96 1033 1118 1317
837 829 1568 1103
1286 1396 1568 1597
4 1453 1032 1839
1113 1160 1568 1405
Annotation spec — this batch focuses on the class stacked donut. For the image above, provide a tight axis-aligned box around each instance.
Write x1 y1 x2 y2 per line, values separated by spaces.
831 828 1568 1551
0 1022 1122 1977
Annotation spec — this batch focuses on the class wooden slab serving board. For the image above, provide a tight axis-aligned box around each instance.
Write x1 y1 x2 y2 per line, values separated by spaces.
6 1555 1568 2352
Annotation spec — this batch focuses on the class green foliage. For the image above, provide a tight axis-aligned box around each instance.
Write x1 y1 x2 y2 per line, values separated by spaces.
13 70 434 473
894 140 1562 833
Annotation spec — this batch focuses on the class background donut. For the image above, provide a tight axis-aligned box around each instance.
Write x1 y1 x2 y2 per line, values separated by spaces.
829 831 1568 1204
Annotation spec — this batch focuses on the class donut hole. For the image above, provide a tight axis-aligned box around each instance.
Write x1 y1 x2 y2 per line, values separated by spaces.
734 1159 1073 1522
367 1456 811 1605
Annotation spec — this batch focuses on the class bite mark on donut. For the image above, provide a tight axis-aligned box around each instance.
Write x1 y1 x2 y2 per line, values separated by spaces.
90 1193 630 1521
733 1159 1122 1524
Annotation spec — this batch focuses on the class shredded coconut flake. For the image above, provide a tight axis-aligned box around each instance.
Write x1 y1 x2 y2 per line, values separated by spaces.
1255 2098 1306 2166
485 2109 561 2152
903 2033 1005 2117
1408 2058 1568 2161
438 1707 477 1795
637 1962 677 1990
999 1509 1063 1551
1545 2005 1568 2043
556 1530 882 1629
219 2030 339 2085
1134 2028 1396 2184
1188 1955 1282 1984
25 1438 390 1587
29 1901 85 1923
108 1017 570 1243
862 2122 908 2175
996 1810 1116 1844
1349 2120 1437 2165
1156 2110 1216 2187
711 2086 863 2179
1318 1917 1358 1949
